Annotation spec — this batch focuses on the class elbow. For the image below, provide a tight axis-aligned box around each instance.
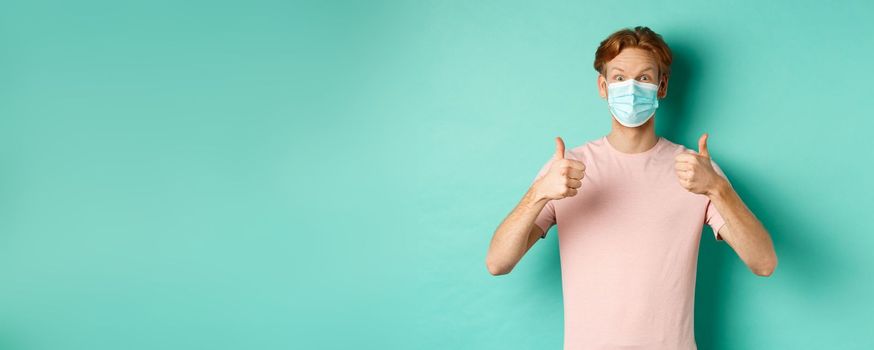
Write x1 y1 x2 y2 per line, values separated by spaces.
752 266 774 277
486 258 512 276
751 256 778 277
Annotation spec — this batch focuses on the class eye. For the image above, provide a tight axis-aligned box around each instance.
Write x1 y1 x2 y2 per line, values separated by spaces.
639 75 649 81
614 75 624 81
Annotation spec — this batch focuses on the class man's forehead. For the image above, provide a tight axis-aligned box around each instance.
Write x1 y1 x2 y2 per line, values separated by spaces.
607 48 657 70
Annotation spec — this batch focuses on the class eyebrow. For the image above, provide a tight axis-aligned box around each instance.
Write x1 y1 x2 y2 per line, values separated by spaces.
609 67 656 74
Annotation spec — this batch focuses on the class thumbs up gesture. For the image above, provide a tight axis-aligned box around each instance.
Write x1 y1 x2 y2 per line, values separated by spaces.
534 137 586 201
674 133 722 195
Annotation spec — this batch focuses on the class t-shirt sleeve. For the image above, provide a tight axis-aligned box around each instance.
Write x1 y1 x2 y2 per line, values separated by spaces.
705 159 732 241
530 161 556 238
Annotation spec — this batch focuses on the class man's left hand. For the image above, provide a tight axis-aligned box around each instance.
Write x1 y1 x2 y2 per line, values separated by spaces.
674 133 725 196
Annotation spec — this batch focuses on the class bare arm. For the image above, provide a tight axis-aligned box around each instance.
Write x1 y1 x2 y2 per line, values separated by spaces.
486 137 585 276
485 186 550 276
675 133 777 277
709 179 778 276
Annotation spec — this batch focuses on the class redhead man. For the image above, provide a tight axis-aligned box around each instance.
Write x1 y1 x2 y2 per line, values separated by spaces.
485 26 777 349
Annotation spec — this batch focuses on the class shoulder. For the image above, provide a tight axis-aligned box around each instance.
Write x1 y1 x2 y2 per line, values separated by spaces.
657 136 704 161
565 136 607 161
658 136 688 155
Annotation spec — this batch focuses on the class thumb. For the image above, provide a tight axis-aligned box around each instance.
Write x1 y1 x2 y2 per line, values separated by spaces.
553 136 565 160
698 133 710 158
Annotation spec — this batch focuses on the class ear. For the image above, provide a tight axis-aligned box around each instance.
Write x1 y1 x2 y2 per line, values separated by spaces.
657 73 669 99
598 74 608 99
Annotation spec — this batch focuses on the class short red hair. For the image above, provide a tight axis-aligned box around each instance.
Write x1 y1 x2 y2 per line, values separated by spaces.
594 26 673 80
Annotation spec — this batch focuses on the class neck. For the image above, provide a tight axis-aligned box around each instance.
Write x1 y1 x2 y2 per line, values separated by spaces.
606 117 658 153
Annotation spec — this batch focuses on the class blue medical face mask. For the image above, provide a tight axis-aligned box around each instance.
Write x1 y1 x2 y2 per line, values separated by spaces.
606 79 660 127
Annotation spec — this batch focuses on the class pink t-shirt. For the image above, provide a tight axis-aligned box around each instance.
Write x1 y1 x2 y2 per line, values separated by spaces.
531 135 729 350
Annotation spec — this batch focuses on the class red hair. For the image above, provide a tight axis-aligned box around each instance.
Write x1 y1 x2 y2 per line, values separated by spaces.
594 26 673 80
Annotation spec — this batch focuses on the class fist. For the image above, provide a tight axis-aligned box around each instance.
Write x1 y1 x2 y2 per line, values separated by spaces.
534 137 586 200
674 133 722 195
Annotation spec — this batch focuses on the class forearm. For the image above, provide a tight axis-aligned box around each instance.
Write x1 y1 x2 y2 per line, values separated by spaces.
708 178 778 275
486 185 549 275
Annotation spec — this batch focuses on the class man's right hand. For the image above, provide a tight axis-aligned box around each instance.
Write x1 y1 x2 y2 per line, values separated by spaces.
533 137 586 201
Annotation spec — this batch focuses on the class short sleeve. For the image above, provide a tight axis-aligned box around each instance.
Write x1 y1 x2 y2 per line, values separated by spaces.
530 161 556 238
705 159 732 241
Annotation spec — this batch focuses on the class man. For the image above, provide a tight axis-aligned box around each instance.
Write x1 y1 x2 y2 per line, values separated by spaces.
485 26 778 349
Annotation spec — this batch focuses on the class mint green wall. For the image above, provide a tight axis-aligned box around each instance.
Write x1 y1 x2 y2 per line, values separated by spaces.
1 1 871 349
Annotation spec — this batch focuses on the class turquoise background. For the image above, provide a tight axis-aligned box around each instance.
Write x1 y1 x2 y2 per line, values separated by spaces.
1 0 872 349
